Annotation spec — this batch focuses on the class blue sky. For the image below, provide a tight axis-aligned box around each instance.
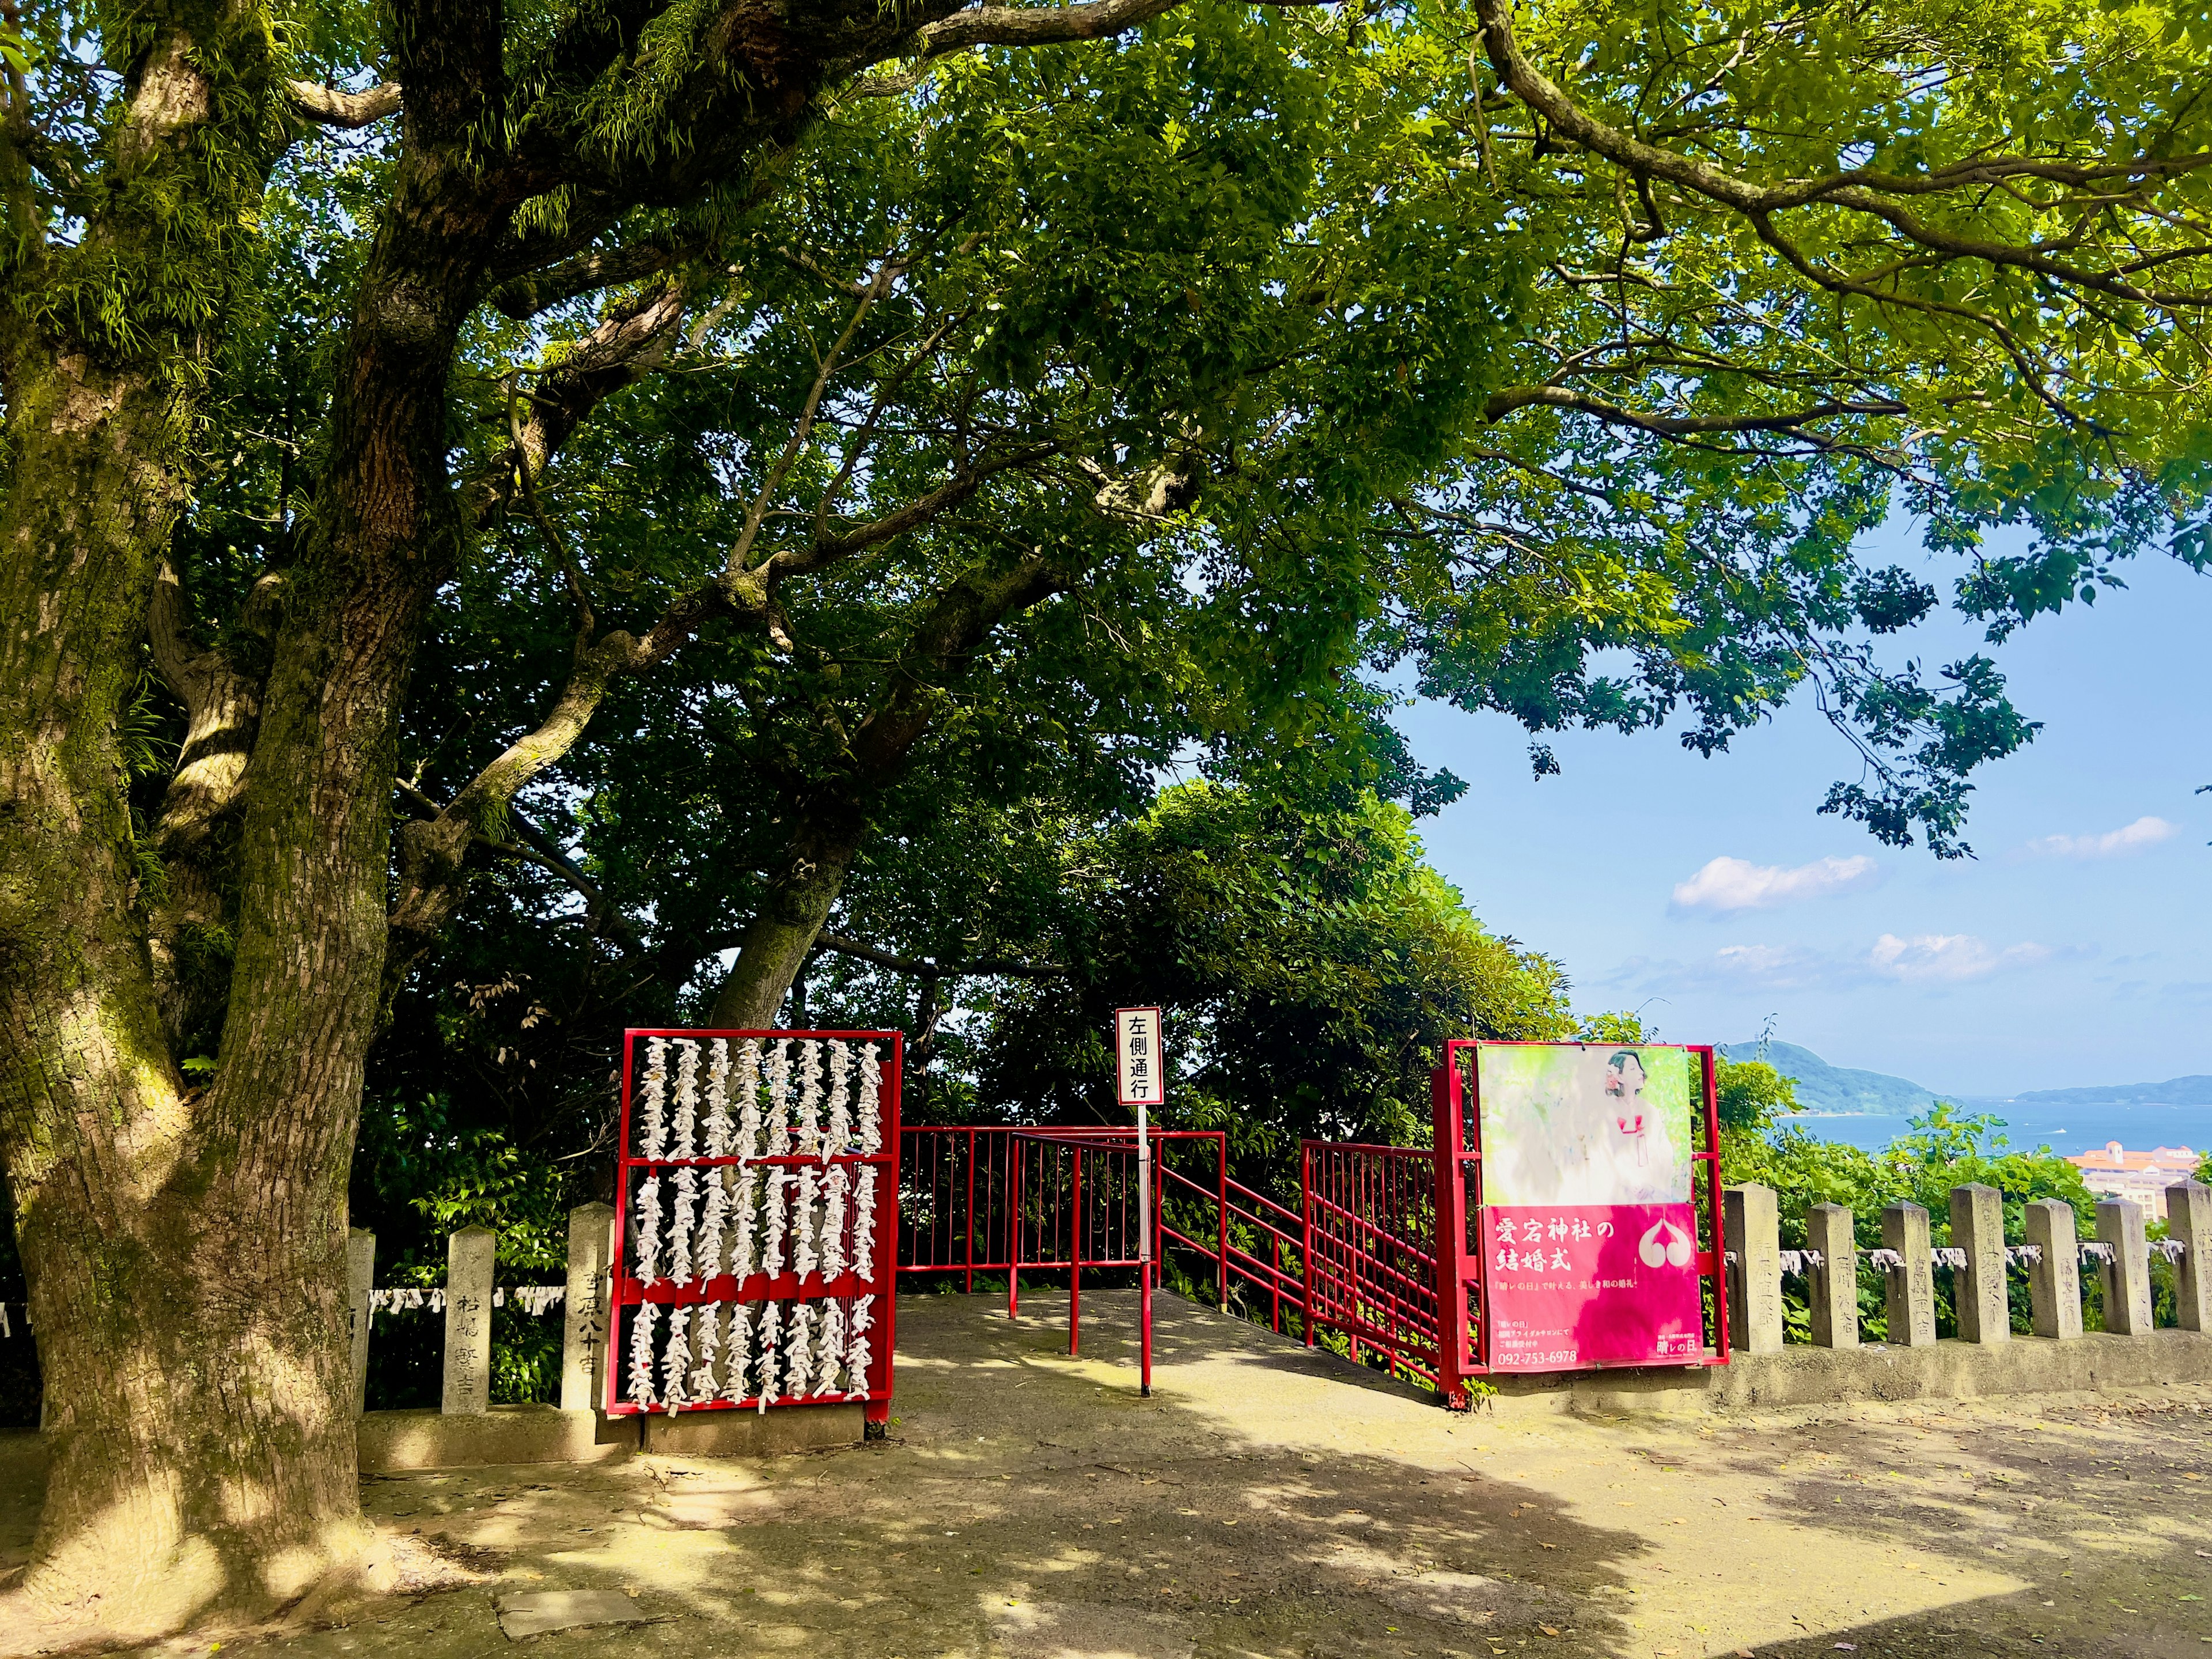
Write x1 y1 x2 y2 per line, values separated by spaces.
1397 539 2210 1098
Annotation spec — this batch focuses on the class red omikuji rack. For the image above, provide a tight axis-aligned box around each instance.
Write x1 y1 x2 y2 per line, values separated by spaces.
607 1028 901 1429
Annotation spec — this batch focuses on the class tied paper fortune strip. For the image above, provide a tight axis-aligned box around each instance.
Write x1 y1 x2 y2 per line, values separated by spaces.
796 1040 823 1156
690 1303 723 1403
792 1166 820 1281
640 1036 669 1160
668 1166 699 1285
1778 1249 1825 1277
695 1167 730 1282
819 1164 849 1281
1867 1248 1906 1272
857 1041 882 1154
729 1168 759 1282
846 1295 874 1401
755 1301 781 1413
735 1040 763 1161
627 1301 660 1408
761 1170 790 1279
725 1300 753 1403
814 1299 847 1396
635 1174 665 1285
766 1041 793 1157
824 1041 852 1161
672 1039 700 1160
786 1301 815 1400
1930 1247 1969 1270
2005 1244 2045 1267
704 1039 733 1157
2080 1241 2118 1266
2153 1238 2188 1263
662 1305 692 1412
850 1165 878 1282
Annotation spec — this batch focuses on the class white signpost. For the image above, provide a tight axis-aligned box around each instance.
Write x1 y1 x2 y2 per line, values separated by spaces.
1113 1006 1164 1395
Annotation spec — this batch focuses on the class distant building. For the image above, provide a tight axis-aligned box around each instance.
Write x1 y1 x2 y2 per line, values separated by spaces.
2067 1141 2202 1207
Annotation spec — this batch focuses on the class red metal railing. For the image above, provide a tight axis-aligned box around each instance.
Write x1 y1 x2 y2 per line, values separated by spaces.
1301 1142 1446 1388
899 1043 1730 1411
897 1127 1309 1344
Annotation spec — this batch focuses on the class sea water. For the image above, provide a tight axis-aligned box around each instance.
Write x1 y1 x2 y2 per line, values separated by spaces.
1788 1097 2212 1160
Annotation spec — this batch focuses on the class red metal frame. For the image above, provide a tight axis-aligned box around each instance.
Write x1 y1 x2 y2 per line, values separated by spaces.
1428 1039 1729 1403
606 1028 902 1423
897 1126 1309 1389
897 1042 1726 1410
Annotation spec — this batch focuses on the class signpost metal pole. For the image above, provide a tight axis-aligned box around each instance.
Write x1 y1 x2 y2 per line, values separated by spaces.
1137 1095 1152 1396
1115 1006 1163 1398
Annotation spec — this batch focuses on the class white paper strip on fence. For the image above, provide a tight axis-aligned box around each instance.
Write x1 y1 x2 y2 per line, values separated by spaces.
766 1041 793 1157
761 1170 789 1278
635 1173 665 1285
851 1173 877 1282
688 1302 722 1403
820 1164 850 1280
815 1300 848 1396
1867 1248 1906 1272
696 1168 729 1282
2152 1238 2188 1262
730 1167 759 1281
846 1295 875 1402
672 1039 700 1160
796 1040 823 1157
1930 1247 1969 1270
704 1039 733 1157
1778 1249 1825 1277
792 1166 820 1281
786 1302 814 1399
627 1301 660 1408
825 1043 853 1162
641 1036 669 1161
668 1165 699 1286
736 1039 763 1162
2080 1241 2118 1265
858 1043 883 1153
755 1300 781 1414
725 1300 753 1403
2005 1244 2044 1267
662 1305 692 1411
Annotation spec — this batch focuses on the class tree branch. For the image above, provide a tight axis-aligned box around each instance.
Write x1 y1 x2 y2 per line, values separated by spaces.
285 80 402 128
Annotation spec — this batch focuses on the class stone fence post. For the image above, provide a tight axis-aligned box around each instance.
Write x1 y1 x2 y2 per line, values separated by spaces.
442 1225 497 1415
561 1203 616 1411
347 1228 376 1415
1949 1184 2009 1345
1806 1202 1857 1349
2023 1199 2082 1340
2170 1183 2212 1333
1725 1184 1783 1354
2096 1199 2153 1335
1880 1202 1936 1347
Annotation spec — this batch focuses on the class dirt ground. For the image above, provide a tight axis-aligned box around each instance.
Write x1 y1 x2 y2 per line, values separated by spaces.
7 1289 2212 1658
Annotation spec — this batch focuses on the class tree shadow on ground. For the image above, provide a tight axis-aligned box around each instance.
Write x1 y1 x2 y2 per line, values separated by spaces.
1 1289 2206 1658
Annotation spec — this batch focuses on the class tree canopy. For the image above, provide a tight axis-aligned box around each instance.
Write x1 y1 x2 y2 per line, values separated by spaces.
4 0 2210 1633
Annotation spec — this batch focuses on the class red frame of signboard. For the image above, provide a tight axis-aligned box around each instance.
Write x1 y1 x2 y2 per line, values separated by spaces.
604 1027 902 1423
1431 1039 1728 1400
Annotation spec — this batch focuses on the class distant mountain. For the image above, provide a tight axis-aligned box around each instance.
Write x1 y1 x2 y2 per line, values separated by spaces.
1718 1040 1941 1117
1973 1077 2212 1111
1718 1042 2212 1120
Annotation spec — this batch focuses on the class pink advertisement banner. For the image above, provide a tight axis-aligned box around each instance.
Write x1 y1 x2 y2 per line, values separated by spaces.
1482 1202 1705 1371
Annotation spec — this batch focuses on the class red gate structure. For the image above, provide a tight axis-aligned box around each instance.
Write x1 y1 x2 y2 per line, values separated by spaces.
607 1028 900 1431
898 1041 1727 1408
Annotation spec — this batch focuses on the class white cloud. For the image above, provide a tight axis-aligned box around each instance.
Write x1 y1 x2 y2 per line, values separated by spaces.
1671 854 1880 915
1868 933 2052 983
2025 816 2178 859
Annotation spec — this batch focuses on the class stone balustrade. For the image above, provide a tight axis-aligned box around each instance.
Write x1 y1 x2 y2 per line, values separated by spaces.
347 1203 613 1418
1724 1179 2212 1349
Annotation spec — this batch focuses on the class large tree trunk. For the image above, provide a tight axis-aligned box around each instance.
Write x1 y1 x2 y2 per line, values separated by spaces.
0 346 373 1634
